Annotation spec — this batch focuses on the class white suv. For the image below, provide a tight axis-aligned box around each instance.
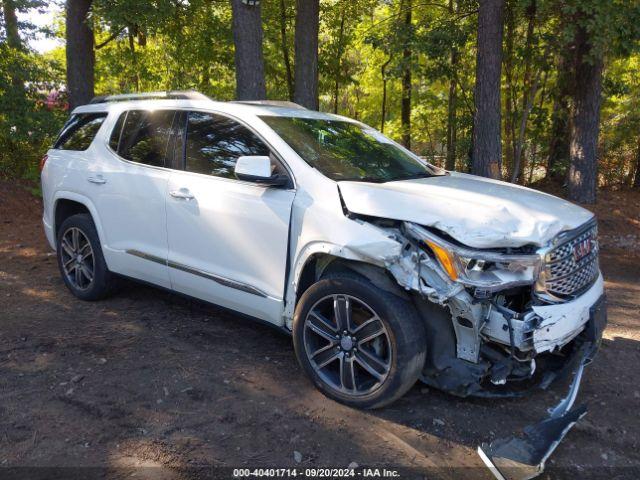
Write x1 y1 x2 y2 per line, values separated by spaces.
41 91 606 410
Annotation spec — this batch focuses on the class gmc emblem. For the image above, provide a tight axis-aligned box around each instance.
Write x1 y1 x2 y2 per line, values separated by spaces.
573 238 594 262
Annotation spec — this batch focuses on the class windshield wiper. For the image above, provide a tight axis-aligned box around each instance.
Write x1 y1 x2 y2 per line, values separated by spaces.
337 176 388 183
337 172 439 183
391 172 437 181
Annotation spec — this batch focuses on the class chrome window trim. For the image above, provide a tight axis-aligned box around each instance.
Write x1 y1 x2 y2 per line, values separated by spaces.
177 107 297 190
102 108 297 191
52 112 109 152
103 108 180 174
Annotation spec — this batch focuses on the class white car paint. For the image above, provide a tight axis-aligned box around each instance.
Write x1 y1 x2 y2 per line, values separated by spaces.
41 95 604 362
532 273 604 353
93 148 173 289
165 168 294 321
338 172 595 249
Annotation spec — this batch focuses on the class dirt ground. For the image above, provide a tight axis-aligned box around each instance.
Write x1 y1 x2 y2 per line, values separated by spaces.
1 180 639 479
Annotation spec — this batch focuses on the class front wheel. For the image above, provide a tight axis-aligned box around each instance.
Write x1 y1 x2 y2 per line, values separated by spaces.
293 273 427 409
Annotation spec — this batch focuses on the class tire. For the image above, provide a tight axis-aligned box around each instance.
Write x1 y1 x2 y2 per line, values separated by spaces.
293 272 426 409
56 213 114 301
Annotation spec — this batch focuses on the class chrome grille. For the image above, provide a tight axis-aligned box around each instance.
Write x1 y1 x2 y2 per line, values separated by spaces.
539 221 599 299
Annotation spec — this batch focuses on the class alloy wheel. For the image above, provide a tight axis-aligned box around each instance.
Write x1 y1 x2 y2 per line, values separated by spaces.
60 227 95 291
303 294 392 397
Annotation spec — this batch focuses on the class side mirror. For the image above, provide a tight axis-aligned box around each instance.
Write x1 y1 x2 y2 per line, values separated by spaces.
235 155 289 187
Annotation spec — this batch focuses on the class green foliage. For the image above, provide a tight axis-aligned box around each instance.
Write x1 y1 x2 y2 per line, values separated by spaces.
0 43 65 179
1 0 640 189
600 53 640 186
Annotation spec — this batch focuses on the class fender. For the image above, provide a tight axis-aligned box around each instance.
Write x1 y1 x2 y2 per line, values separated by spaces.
52 190 108 258
283 238 401 329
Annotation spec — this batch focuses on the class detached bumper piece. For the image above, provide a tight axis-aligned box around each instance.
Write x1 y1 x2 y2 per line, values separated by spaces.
477 343 591 480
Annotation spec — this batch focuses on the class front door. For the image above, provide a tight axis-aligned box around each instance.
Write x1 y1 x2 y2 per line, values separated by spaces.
166 111 295 324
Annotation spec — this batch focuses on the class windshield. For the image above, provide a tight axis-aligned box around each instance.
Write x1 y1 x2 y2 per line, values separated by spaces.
260 116 444 182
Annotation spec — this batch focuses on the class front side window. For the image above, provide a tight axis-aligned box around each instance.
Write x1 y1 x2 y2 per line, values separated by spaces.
117 110 176 167
54 113 107 151
185 112 270 179
260 116 444 183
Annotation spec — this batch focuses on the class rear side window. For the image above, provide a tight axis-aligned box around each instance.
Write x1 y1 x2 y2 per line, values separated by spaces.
54 113 107 150
108 111 126 151
115 110 176 167
185 112 269 179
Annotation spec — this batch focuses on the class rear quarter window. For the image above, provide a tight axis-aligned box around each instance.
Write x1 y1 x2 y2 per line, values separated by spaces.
108 111 126 151
115 110 176 168
54 113 108 151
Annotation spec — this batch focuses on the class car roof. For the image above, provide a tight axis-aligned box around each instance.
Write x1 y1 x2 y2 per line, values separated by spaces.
72 92 353 122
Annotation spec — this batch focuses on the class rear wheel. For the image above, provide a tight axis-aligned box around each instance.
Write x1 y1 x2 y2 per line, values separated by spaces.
293 273 426 409
56 213 114 301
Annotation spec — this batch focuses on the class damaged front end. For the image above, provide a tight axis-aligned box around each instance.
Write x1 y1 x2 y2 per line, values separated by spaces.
477 342 591 480
361 216 606 479
381 219 606 399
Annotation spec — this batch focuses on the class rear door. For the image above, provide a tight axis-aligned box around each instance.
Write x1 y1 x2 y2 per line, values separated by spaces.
44 112 108 245
90 109 177 288
165 111 295 323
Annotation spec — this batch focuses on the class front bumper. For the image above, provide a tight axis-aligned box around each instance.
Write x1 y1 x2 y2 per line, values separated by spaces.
477 297 607 479
531 273 605 354
478 343 590 480
418 283 607 398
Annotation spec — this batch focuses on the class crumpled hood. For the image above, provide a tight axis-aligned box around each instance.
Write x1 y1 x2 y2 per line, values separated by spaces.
338 172 594 249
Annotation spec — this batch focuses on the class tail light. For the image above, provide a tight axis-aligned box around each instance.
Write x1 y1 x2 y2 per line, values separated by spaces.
39 154 48 172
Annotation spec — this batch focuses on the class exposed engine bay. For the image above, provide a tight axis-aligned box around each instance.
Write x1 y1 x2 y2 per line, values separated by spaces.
319 214 606 398
312 213 607 479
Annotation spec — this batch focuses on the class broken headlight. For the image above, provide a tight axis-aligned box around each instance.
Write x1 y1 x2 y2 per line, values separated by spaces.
405 223 541 290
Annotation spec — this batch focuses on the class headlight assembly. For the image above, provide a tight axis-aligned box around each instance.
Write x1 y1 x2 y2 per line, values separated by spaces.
404 222 541 290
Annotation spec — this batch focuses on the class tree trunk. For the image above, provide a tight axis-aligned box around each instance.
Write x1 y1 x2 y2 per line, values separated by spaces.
511 0 537 183
400 0 412 149
567 24 603 204
524 69 548 184
66 0 95 110
527 143 537 184
547 52 571 179
332 11 345 114
293 0 319 109
380 56 391 133
503 1 515 178
472 0 505 179
231 0 266 100
2 0 21 49
445 51 458 170
511 76 539 183
2 0 26 96
279 0 294 101
445 0 458 171
128 28 140 92
633 137 640 188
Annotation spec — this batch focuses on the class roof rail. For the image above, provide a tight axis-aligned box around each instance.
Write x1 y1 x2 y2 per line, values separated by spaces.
89 90 210 104
231 100 307 110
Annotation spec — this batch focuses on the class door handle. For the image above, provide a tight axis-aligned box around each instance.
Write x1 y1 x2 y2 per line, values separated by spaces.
87 175 106 185
169 188 195 200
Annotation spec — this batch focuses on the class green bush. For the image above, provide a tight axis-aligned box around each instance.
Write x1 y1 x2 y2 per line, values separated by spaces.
0 44 66 181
